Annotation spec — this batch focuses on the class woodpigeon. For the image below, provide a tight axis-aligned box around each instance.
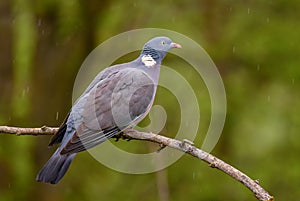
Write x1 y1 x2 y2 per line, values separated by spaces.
36 36 181 184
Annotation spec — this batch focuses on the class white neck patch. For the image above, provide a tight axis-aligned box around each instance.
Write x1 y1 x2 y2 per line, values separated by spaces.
141 54 156 67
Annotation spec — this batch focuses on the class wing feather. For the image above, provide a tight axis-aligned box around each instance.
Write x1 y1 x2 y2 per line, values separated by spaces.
60 67 156 154
61 126 120 154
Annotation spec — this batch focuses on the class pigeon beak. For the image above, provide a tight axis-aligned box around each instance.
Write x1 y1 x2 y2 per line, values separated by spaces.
170 42 182 49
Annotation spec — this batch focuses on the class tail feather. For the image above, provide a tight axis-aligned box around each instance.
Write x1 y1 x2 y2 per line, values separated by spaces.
36 149 76 184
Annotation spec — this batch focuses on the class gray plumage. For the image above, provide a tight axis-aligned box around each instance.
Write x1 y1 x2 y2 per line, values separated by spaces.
36 36 181 184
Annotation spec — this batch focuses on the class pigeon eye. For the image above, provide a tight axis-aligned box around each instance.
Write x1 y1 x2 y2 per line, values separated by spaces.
161 41 166 45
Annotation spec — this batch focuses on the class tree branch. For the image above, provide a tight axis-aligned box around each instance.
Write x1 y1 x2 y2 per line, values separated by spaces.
0 125 58 136
0 125 273 201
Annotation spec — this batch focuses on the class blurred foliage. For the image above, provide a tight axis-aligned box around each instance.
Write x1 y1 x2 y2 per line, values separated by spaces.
0 0 300 200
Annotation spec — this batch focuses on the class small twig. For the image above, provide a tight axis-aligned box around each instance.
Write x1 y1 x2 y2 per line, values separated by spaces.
0 125 58 136
0 125 273 201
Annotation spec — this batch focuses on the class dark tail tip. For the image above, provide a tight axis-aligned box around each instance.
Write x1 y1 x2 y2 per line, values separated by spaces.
37 150 76 184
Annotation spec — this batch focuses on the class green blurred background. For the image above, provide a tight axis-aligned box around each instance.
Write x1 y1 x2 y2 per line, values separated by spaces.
0 0 299 200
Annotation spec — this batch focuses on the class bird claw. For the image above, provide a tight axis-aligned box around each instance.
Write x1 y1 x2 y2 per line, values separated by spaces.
113 132 132 142
113 133 122 142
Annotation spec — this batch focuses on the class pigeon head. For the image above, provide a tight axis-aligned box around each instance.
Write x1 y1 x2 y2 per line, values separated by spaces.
140 36 181 67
